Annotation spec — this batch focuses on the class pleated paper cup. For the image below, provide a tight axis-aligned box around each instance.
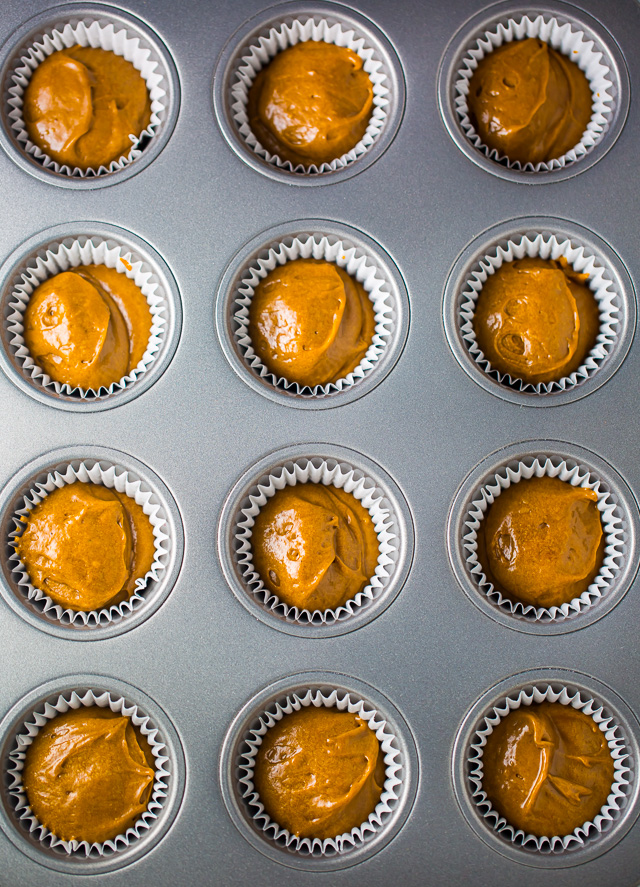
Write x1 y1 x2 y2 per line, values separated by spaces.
460 232 619 395
5 688 170 857
230 15 391 175
8 459 170 628
468 683 631 852
454 13 615 172
237 685 403 856
233 233 394 398
463 455 624 622
6 17 167 178
235 455 399 625
5 236 167 400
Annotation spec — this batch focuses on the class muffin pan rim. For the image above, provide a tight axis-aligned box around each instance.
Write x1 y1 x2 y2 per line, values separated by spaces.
446 439 640 635
0 1 182 189
442 215 637 407
0 673 186 874
451 667 640 868
436 0 631 184
218 670 419 871
0 221 183 412
212 0 406 186
217 442 415 637
214 218 410 410
0 444 185 640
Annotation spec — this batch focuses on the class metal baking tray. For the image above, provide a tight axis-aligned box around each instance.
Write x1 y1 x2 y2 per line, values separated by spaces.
1 0 639 884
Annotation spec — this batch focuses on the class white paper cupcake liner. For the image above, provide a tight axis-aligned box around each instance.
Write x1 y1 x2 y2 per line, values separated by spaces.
460 232 619 395
231 16 390 175
6 236 167 399
463 456 624 622
6 688 170 857
8 460 170 627
468 683 631 852
7 18 167 177
454 14 615 172
238 686 403 855
235 456 399 625
233 234 394 397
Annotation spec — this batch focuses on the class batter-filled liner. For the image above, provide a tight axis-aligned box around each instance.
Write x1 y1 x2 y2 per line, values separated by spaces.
454 14 615 172
233 233 394 398
468 683 631 852
6 688 170 857
459 233 619 395
237 685 403 855
462 455 624 622
234 456 400 625
6 18 167 177
7 459 170 628
230 15 390 175
5 236 167 400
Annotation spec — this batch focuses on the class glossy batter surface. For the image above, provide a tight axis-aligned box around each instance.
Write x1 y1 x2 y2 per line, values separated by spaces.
482 701 614 837
467 38 593 165
23 708 155 844
478 476 604 609
15 481 156 611
254 707 384 839
24 264 152 391
24 45 151 170
251 484 379 611
248 258 376 387
473 257 600 384
247 41 373 166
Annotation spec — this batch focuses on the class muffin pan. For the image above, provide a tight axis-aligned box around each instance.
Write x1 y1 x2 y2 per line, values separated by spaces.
1 0 640 885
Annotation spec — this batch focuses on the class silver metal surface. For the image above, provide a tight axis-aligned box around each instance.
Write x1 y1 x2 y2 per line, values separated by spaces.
1 0 640 885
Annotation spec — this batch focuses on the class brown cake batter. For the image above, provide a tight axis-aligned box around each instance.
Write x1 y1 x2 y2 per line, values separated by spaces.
23 707 155 844
473 257 600 384
24 264 152 391
251 484 379 611
247 41 373 166
482 701 614 837
467 38 593 165
478 476 604 609
15 481 156 611
254 707 384 839
249 258 376 388
24 45 151 170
